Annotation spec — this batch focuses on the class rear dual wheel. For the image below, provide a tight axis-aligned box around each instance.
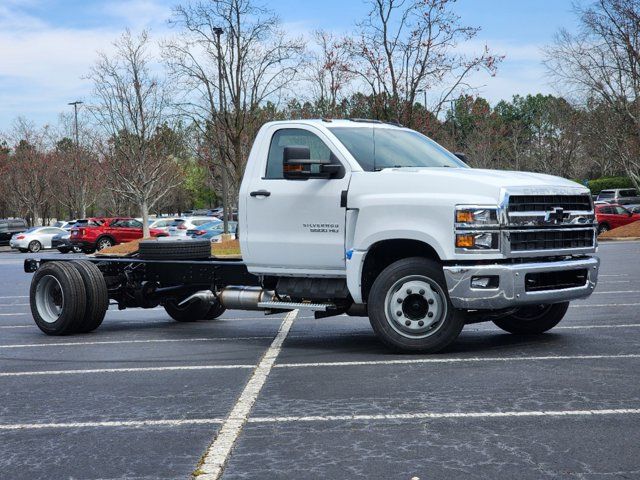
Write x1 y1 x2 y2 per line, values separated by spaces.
30 260 109 335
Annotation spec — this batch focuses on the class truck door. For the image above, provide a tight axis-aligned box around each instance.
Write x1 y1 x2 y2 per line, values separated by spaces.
244 126 350 274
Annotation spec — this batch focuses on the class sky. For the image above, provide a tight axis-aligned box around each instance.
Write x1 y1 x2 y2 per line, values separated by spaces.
0 0 583 131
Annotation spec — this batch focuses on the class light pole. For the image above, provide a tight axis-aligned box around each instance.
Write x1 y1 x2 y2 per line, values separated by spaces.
68 101 83 146
417 89 428 131
213 27 230 235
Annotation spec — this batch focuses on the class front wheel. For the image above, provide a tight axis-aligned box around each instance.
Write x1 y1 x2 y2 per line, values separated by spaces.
367 257 466 353
597 223 610 235
492 302 569 335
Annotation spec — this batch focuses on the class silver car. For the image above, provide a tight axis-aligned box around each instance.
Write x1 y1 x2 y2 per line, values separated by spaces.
167 217 214 237
9 226 67 253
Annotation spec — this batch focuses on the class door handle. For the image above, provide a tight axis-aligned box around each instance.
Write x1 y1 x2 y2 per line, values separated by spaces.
250 190 271 197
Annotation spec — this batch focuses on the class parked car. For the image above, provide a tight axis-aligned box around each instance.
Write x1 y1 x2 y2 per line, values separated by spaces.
627 205 640 214
212 209 238 221
9 226 67 252
149 218 178 233
167 217 214 237
596 188 640 205
51 231 83 253
0 218 28 246
199 221 237 242
53 220 78 230
595 203 640 234
70 217 167 252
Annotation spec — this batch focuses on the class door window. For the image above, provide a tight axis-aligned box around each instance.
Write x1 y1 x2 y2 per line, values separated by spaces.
614 206 630 215
265 128 335 179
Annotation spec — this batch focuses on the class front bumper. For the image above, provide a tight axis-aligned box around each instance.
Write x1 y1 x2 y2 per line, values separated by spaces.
443 256 599 310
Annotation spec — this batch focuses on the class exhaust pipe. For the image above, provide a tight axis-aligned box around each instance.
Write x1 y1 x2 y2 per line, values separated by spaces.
179 286 275 311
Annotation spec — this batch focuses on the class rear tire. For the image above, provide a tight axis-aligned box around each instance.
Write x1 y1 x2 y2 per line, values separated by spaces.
96 237 114 251
163 298 211 322
69 260 109 333
28 240 42 253
492 302 569 334
30 262 87 335
367 257 466 353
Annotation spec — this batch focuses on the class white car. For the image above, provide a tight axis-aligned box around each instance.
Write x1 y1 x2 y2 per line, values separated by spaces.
149 218 178 233
9 226 67 253
167 217 214 237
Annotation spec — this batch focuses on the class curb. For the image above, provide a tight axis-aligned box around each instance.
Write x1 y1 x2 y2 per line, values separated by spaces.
598 237 640 242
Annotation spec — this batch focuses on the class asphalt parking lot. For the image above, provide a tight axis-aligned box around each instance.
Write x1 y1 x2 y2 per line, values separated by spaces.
0 242 639 480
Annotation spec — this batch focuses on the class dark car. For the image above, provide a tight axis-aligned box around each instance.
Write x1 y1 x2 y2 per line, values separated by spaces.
0 219 28 246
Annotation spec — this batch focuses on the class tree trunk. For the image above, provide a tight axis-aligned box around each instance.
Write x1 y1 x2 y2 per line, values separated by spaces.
141 200 150 238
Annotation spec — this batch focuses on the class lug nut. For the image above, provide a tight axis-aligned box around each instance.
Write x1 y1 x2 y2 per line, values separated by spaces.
397 311 402 316
406 289 412 294
419 289 425 295
427 312 434 318
397 298 403 303
418 321 424 327
405 320 411 326
428 299 434 305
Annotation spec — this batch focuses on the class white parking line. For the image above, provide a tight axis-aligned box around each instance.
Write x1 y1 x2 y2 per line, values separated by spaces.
0 296 28 299
599 274 629 277
0 325 31 329
598 280 631 284
276 353 640 369
249 408 640 424
0 313 28 316
556 323 640 330
196 310 298 480
0 364 255 377
593 290 640 294
1 408 637 431
0 418 225 431
0 304 29 307
0 336 272 349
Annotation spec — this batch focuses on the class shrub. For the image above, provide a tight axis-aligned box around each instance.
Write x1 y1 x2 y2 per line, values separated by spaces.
587 176 634 194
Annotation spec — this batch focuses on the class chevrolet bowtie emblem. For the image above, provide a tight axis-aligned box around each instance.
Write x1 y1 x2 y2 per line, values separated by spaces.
545 207 569 224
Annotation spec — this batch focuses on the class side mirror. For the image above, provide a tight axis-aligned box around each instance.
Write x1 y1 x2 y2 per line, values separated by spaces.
454 152 468 163
282 146 340 180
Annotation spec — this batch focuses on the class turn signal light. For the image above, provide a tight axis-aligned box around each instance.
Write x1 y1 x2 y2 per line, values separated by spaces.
455 211 475 223
455 234 475 248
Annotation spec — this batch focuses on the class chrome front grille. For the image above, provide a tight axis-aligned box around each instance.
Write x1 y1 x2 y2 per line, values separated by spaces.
503 190 596 255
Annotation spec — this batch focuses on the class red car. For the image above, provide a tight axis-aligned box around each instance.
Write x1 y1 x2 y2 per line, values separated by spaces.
70 217 167 252
595 204 640 234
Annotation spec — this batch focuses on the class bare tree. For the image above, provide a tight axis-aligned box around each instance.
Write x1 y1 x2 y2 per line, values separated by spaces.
343 0 501 125
3 119 53 225
545 0 640 187
306 30 354 115
88 30 181 236
50 114 102 219
164 0 305 230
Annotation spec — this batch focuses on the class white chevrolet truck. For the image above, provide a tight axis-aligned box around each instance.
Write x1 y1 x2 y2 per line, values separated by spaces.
25 119 599 353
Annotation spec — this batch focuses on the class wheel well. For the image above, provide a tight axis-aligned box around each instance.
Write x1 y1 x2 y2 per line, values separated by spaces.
361 239 440 302
96 235 116 245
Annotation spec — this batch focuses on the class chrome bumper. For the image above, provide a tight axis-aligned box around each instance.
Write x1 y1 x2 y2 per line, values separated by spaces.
443 256 599 310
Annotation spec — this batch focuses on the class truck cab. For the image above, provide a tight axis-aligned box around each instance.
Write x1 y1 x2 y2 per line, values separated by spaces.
239 119 599 350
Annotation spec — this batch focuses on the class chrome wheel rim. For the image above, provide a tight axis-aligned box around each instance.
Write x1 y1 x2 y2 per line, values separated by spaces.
97 239 112 250
384 275 447 339
35 275 64 323
29 241 41 252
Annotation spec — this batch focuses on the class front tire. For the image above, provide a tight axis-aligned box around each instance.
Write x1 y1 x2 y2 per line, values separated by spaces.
28 240 42 253
492 302 569 334
597 223 610 235
367 257 465 353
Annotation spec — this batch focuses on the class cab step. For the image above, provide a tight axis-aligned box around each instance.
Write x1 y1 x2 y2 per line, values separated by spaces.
257 301 335 311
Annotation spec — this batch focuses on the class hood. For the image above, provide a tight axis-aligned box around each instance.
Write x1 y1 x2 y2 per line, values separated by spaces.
350 167 587 204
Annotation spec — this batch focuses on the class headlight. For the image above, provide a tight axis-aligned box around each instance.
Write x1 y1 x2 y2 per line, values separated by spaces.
455 232 499 250
455 206 499 226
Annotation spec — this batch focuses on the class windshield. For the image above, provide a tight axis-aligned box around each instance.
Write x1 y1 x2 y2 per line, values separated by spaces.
598 191 615 199
328 127 468 171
